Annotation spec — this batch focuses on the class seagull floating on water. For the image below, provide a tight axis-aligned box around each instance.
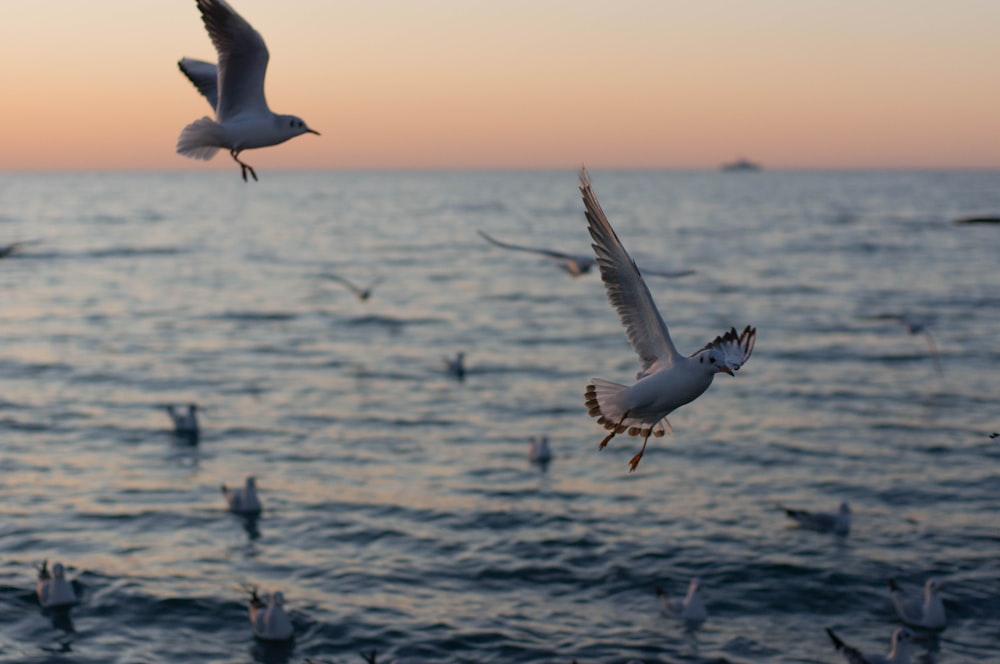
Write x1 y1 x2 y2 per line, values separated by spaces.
578 167 756 471
166 404 200 438
528 435 552 464
321 273 383 301
888 578 946 630
0 240 39 259
35 561 78 609
443 352 466 381
781 501 851 535
177 0 319 181
222 476 262 514
826 626 915 664
478 229 694 279
248 587 294 641
656 578 707 624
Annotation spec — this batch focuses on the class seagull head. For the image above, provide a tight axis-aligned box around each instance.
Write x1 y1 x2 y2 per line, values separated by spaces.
52 562 65 578
278 114 320 139
925 578 942 596
892 627 916 650
272 591 285 606
246 476 257 489
696 349 735 376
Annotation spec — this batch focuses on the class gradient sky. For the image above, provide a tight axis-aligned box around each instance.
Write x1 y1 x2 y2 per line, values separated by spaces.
2 0 999 170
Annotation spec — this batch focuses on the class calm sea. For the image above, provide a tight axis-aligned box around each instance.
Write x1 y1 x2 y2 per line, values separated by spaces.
0 170 997 663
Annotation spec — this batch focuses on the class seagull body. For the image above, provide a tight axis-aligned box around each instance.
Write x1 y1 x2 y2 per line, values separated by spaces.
782 501 851 535
166 404 200 437
528 435 552 464
222 476 261 514
478 229 694 279
656 578 707 623
826 627 914 664
578 168 756 470
888 578 946 630
177 0 319 181
36 561 78 609
249 590 293 641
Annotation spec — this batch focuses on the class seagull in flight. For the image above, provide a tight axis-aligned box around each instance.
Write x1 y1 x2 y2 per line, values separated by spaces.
478 229 695 279
656 578 707 624
177 0 320 181
781 501 851 535
579 167 756 471
865 313 942 374
0 241 39 259
321 273 383 301
826 626 916 664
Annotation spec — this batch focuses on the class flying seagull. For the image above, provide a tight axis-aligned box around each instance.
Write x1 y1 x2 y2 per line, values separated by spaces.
579 167 756 471
321 273 383 301
478 229 694 279
177 0 319 181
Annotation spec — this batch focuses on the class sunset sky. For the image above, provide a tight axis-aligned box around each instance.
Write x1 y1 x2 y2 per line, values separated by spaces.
2 0 999 171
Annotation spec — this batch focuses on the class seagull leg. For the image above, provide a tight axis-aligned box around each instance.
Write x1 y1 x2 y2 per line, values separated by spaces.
229 149 258 182
598 410 630 450
628 434 650 472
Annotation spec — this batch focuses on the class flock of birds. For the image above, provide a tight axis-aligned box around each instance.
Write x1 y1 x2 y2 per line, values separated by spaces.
3 0 992 661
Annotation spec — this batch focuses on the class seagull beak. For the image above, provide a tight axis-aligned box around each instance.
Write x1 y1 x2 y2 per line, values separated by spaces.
306 128 321 136
720 366 735 376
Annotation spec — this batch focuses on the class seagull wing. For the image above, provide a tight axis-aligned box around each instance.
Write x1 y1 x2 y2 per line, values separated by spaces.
579 168 680 371
196 0 270 121
321 273 363 297
477 230 590 263
178 58 219 110
639 266 696 279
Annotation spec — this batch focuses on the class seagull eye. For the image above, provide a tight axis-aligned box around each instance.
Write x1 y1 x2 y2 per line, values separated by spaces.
289 120 295 127
709 357 715 364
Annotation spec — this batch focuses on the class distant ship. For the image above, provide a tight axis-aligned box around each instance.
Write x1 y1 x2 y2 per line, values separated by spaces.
720 157 762 172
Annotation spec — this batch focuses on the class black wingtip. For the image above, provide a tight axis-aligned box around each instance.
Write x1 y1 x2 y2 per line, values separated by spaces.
825 627 844 650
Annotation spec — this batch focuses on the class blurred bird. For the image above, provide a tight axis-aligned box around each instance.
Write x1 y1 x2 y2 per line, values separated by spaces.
247 587 293 641
35 561 78 609
656 577 707 624
321 273 383 301
826 626 915 664
888 578 946 630
166 404 200 439
222 476 262 514
176 0 320 181
443 352 466 381
528 435 552 464
781 501 851 535
579 167 756 470
0 240 39 259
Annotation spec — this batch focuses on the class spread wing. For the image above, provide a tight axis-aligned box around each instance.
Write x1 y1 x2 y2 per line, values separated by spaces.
695 326 756 368
196 0 270 121
477 230 592 265
579 167 680 371
178 58 219 111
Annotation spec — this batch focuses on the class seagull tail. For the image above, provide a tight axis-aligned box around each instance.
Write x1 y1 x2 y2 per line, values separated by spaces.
585 378 672 438
176 117 224 160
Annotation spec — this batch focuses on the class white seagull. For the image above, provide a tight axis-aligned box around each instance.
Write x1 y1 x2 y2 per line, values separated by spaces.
888 578 946 630
478 229 695 279
656 578 707 624
579 167 756 471
528 435 552 464
166 404 200 438
177 0 319 181
248 588 294 641
321 273 383 302
781 501 851 535
826 627 915 664
35 561 78 609
222 476 262 514
443 352 466 381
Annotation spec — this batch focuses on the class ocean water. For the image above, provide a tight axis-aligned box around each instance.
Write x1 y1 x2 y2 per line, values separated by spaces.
0 170 997 664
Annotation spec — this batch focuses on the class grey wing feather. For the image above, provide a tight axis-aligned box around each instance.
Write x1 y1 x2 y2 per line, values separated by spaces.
477 230 589 263
579 168 680 370
197 0 270 121
178 58 219 111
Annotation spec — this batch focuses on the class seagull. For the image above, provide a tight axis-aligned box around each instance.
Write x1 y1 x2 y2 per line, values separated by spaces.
0 240 39 259
656 578 707 623
177 0 320 181
990 432 998 439
222 476 262 514
321 273 383 301
781 501 851 535
166 404 200 438
444 352 466 381
579 167 756 471
888 578 946 630
248 587 294 641
866 313 942 374
477 229 695 279
826 627 915 664
35 561 78 609
528 435 552 464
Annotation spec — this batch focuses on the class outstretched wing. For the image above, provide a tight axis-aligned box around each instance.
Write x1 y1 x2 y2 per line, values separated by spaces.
579 167 680 370
477 230 590 263
178 57 219 111
695 326 756 370
321 273 363 297
196 0 270 121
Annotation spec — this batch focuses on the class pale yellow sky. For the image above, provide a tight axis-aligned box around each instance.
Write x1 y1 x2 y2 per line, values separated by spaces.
2 0 999 170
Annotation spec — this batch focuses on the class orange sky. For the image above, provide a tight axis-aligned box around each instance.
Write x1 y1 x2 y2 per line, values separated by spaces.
2 0 999 170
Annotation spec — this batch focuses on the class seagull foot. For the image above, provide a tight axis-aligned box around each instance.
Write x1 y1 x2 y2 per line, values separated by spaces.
628 451 644 472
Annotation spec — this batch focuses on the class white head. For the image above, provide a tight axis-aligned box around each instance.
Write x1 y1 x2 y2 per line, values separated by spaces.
246 476 257 490
272 591 285 606
890 627 915 655
839 501 851 514
688 577 702 592
52 562 65 578
695 348 737 376
276 114 320 140
924 578 941 596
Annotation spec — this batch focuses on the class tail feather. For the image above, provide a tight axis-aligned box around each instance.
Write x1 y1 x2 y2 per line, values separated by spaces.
176 117 224 160
584 378 672 438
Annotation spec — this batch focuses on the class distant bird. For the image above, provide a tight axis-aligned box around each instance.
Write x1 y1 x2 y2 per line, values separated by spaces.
222 476 262 514
166 404 200 438
656 578 707 624
990 432 998 439
579 167 756 471
781 501 851 535
0 240 39 259
248 587 293 641
321 273 383 301
528 435 552 464
952 215 1000 225
867 313 942 374
888 578 946 630
177 0 320 181
35 561 78 609
443 352 466 381
477 229 695 279
826 626 915 664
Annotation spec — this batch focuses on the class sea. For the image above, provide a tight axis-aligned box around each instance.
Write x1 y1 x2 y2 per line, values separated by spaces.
0 169 997 663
